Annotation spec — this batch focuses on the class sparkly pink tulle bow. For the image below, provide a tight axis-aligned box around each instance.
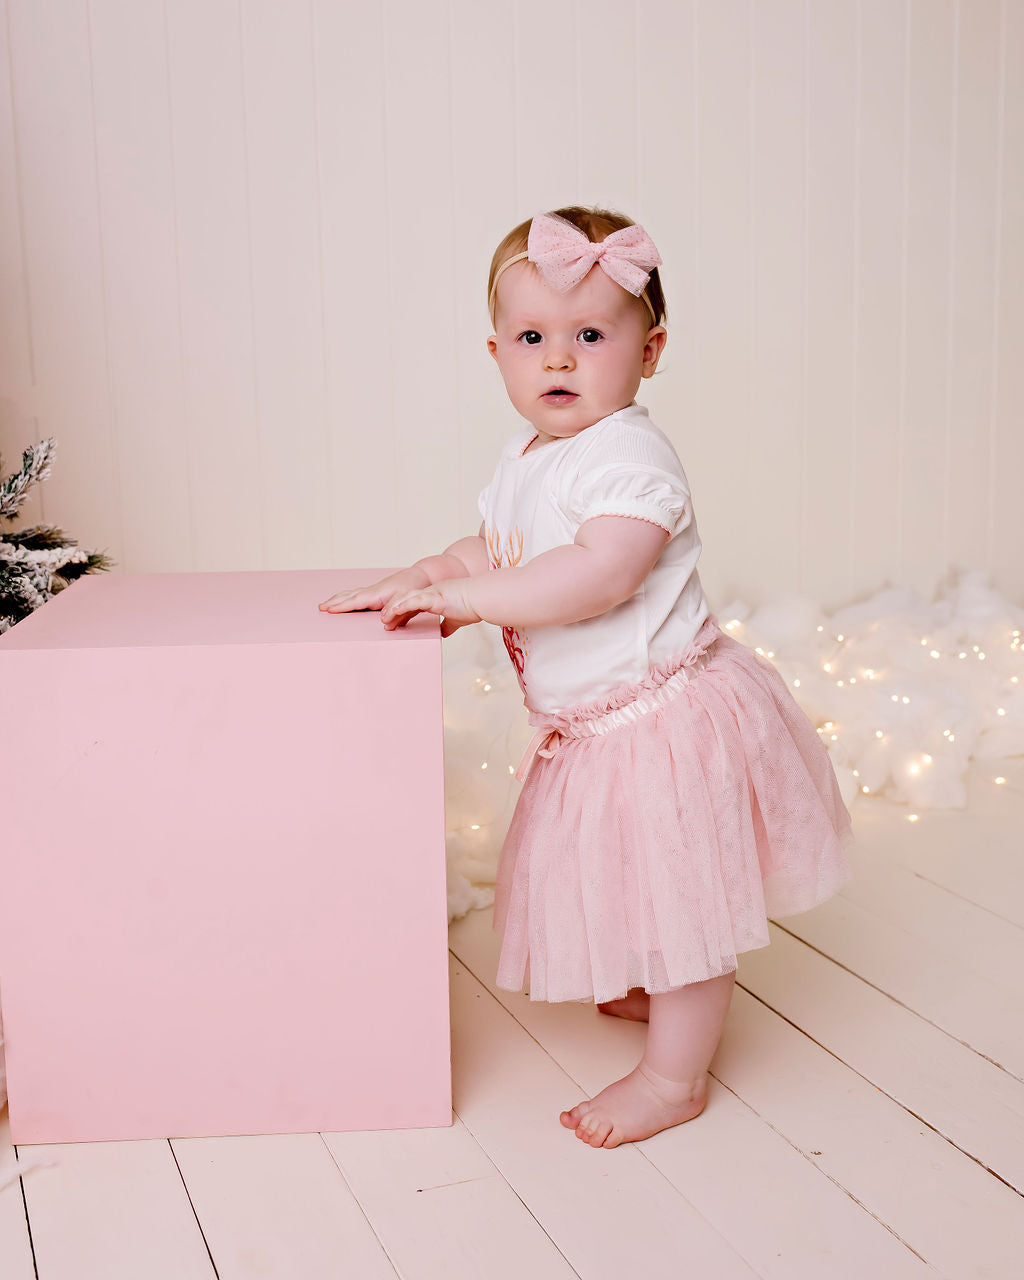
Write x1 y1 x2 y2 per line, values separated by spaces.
527 211 662 297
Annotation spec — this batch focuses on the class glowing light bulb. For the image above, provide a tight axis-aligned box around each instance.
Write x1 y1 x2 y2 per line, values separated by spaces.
958 652 967 660
471 824 480 830
823 663 832 673
973 645 980 653
920 638 928 646
875 730 884 739
508 765 515 775
793 678 801 687
861 785 870 793
837 634 845 642
907 813 919 822
481 762 488 770
483 683 492 692
909 764 919 774
923 754 933 763
902 696 910 705
817 625 824 632
978 652 986 660
997 707 1007 716
755 647 765 656
1012 676 1019 684
891 694 899 702
830 733 838 740
837 680 844 687
930 650 940 659
852 769 860 777
995 776 1006 785
767 651 775 658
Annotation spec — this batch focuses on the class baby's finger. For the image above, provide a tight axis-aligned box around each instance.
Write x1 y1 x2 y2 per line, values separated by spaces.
319 587 382 613
381 590 436 629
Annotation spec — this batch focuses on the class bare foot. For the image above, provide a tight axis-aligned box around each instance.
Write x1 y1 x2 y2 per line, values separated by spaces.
559 1062 709 1148
597 987 651 1022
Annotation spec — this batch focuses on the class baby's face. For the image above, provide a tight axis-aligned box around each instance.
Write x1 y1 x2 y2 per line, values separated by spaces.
487 262 667 446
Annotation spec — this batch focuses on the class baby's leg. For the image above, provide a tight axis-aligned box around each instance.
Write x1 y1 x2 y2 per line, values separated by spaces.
561 969 736 1148
597 987 650 1021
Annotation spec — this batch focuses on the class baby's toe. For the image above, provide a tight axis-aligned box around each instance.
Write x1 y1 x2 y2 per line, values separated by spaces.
576 1112 605 1145
589 1118 615 1147
560 1101 591 1130
601 1125 624 1149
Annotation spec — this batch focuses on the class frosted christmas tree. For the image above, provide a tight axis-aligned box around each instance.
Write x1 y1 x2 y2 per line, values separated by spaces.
0 438 113 634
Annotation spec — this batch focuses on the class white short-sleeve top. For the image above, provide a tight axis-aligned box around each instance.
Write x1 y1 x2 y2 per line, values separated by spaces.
477 401 710 715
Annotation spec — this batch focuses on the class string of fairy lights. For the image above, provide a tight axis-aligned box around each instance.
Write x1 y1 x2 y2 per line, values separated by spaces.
444 616 1023 847
723 617 1022 822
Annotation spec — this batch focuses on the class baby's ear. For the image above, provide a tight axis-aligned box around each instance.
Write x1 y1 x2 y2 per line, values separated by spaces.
642 326 668 377
486 335 499 360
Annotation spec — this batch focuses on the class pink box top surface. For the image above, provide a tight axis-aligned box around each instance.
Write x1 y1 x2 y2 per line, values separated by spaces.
0 568 437 651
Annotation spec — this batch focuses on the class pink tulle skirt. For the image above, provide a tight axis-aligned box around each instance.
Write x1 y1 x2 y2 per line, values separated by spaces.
492 614 854 1004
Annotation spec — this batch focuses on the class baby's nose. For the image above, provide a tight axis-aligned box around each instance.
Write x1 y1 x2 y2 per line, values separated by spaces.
544 347 575 370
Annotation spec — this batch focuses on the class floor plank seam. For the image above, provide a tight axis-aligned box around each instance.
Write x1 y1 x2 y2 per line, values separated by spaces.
712 1077 935 1271
316 1132 402 1278
167 1139 221 1278
13 1146 39 1280
447 1109 584 1280
735 980 1023 1195
450 945 793 1274
448 950 586 1082
903 870 1024 929
765 923 1023 1083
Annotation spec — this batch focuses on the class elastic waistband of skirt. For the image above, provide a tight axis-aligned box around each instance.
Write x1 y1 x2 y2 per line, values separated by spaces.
528 612 725 740
513 614 725 781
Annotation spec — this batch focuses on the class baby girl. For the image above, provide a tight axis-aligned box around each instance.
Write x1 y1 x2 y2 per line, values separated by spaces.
320 207 852 1148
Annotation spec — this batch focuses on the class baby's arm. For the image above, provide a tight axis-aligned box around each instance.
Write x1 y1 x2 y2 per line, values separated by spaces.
318 524 488 613
382 516 668 631
414 523 489 582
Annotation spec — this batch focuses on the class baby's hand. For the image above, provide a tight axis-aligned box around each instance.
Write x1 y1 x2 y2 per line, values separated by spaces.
318 567 429 614
381 580 482 637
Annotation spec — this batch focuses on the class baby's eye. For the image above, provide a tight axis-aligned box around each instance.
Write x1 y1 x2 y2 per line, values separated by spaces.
517 330 542 345
578 328 603 344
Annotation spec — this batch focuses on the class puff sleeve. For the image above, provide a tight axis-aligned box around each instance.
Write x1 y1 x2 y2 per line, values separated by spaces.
567 428 692 539
477 482 491 522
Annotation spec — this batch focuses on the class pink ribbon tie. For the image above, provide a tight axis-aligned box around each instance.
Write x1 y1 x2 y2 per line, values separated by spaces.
514 727 563 783
527 211 662 298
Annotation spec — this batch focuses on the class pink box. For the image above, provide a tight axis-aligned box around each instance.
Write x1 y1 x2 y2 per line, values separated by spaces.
0 569 451 1143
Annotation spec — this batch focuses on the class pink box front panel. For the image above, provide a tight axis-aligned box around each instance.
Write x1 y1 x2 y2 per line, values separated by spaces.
0 627 450 1142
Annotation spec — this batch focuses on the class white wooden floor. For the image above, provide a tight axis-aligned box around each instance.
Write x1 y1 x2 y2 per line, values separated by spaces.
2 757 1022 1279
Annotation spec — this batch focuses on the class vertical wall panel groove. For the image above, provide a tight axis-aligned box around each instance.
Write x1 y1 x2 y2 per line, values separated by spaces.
235 0 268 571
160 0 197 573
986 0 1006 573
991 0 1023 595
0 0 39 527
307 0 334 565
896 0 912 580
942 0 959 570
0 0 1018 606
83 0 126 570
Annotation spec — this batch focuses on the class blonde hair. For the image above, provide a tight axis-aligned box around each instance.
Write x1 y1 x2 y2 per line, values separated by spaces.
487 205 667 330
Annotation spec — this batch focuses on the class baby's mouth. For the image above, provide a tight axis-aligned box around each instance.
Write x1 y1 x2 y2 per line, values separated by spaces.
542 388 578 403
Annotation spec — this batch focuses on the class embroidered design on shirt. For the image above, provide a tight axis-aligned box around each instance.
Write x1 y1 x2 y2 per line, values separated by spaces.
487 525 529 693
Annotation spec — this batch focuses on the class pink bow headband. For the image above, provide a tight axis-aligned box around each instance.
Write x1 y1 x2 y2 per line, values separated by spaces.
488 211 663 329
